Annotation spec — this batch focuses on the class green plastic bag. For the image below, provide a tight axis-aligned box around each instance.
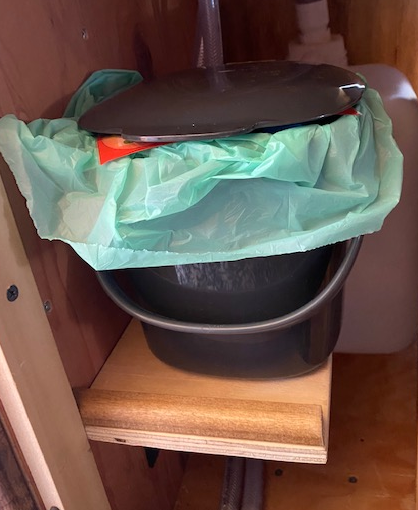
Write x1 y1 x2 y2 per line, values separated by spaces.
0 70 403 270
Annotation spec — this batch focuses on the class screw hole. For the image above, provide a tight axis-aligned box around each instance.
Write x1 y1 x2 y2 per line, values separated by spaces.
348 476 358 484
6 285 19 302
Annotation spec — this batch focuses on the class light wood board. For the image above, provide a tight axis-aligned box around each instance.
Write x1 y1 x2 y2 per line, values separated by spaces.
78 320 332 463
0 172 111 510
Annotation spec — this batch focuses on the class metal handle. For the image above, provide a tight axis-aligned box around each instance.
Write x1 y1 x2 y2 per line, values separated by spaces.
97 237 362 335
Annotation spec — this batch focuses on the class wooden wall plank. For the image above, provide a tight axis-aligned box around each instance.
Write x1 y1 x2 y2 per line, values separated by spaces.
327 0 418 91
389 0 418 92
90 443 185 510
0 0 196 121
220 0 297 64
132 0 197 76
0 0 134 120
0 174 112 510
331 0 402 65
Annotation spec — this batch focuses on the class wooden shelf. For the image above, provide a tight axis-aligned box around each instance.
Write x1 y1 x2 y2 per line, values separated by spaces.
77 320 332 464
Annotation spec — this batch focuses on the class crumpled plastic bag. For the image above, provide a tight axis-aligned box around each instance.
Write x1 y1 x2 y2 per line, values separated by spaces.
0 69 403 270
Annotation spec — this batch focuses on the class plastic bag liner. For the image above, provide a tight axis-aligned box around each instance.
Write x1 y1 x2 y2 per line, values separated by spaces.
0 70 403 270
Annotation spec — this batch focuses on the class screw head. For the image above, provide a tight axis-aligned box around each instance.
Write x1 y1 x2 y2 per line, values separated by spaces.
43 300 52 313
6 285 19 302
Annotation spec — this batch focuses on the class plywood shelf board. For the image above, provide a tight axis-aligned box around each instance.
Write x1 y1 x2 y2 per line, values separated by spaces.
85 427 328 464
78 320 332 464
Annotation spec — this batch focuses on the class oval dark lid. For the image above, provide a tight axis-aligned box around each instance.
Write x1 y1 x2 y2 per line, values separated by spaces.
78 60 366 142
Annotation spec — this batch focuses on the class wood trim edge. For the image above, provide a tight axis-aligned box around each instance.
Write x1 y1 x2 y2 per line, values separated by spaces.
76 388 326 463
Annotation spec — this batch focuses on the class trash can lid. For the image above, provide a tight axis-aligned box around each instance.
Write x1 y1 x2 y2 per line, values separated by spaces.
78 60 366 142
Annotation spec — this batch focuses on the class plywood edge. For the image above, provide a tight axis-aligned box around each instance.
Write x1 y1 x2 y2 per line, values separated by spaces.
84 425 328 464
76 388 326 462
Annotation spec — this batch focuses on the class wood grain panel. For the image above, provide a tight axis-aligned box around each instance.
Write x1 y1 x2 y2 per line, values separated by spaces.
88 321 331 411
0 0 196 121
326 0 418 91
90 443 185 510
389 0 418 92
328 0 418 91
132 0 197 76
331 0 401 65
220 0 298 64
0 0 133 120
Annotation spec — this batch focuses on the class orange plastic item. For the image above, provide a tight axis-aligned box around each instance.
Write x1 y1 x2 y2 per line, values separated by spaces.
97 136 167 164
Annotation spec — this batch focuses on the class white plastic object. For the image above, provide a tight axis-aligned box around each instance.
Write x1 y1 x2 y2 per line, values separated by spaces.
295 0 331 44
336 64 418 353
288 0 348 67
288 35 347 67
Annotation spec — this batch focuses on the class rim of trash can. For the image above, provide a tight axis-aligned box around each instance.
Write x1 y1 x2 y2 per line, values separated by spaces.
96 236 362 335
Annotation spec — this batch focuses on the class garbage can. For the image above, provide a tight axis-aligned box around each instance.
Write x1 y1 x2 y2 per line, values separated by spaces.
0 62 402 378
83 61 366 377
97 237 362 378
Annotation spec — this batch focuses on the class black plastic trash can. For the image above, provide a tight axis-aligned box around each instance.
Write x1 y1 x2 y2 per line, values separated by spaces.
97 237 362 378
